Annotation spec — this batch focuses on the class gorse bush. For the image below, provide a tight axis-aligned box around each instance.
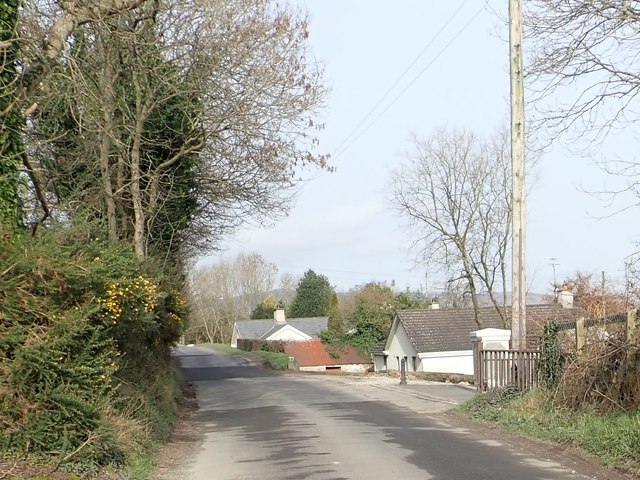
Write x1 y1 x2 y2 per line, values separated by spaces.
0 227 185 471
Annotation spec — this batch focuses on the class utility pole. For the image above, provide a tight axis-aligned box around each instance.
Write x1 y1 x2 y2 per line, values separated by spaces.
425 270 428 295
550 257 559 300
510 0 526 349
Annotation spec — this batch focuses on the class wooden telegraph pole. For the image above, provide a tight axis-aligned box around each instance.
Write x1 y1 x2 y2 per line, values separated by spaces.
510 0 526 349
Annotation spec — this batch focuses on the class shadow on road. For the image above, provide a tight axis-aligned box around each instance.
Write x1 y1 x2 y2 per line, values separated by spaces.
193 405 348 480
181 365 277 382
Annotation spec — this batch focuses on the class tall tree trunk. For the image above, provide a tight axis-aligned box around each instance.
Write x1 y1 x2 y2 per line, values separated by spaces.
131 122 145 258
97 35 117 240
130 78 150 258
461 252 483 329
115 153 128 238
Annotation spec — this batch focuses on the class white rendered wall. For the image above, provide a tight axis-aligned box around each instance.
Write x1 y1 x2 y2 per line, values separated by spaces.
373 355 386 372
386 323 418 371
299 364 371 373
418 350 474 375
341 364 371 374
300 366 326 372
230 325 239 348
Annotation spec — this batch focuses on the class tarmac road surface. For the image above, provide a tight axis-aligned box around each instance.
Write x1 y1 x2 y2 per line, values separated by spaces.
163 346 627 480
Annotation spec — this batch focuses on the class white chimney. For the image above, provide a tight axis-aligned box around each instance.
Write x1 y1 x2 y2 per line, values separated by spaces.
429 301 440 310
274 309 286 324
558 285 574 309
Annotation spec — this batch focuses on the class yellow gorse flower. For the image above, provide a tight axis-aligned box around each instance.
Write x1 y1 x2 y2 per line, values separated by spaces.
98 275 159 322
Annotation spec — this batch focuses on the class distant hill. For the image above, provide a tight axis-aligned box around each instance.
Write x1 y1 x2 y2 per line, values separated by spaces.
477 292 549 306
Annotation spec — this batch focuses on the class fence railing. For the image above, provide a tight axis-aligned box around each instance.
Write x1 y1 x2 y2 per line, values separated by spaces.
476 348 541 391
556 309 636 352
473 310 637 391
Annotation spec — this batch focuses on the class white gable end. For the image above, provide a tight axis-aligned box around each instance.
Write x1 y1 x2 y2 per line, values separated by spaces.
231 323 240 348
386 321 418 371
266 324 312 342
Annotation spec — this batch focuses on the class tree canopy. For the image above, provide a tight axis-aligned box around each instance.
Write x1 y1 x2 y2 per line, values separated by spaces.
1 0 328 266
188 253 278 343
250 296 283 320
391 128 511 328
321 282 424 354
289 269 337 318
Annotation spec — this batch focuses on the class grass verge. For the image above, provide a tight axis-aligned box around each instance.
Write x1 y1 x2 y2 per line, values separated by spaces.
105 360 185 480
199 343 246 355
455 387 640 476
250 351 289 370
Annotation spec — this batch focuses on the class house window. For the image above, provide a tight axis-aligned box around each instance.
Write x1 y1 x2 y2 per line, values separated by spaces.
412 356 417 372
396 356 400 370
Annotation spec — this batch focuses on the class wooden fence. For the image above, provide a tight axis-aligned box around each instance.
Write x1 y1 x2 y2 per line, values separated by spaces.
555 309 636 353
473 309 637 391
476 347 541 391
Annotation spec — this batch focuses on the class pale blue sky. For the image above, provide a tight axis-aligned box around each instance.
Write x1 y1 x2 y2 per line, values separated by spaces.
201 1 639 294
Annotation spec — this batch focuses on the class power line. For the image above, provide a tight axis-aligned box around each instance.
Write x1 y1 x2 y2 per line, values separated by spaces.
333 4 486 160
199 255 427 283
331 0 471 158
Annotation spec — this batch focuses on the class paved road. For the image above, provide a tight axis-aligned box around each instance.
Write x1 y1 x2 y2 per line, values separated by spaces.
168 346 614 480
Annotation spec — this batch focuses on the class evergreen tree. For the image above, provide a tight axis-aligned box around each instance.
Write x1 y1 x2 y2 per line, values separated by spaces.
289 269 336 318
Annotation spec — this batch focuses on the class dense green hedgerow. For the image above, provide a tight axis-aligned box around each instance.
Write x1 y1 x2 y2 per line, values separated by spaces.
250 351 290 370
0 227 185 473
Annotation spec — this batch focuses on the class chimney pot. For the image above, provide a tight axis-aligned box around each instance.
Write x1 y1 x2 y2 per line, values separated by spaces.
274 309 286 324
558 289 574 309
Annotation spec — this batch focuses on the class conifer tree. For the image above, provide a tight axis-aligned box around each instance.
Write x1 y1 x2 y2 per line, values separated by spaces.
289 270 336 318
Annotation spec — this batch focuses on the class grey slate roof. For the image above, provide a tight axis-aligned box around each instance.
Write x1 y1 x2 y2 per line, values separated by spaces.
396 308 503 353
396 304 582 353
235 317 328 340
370 339 386 356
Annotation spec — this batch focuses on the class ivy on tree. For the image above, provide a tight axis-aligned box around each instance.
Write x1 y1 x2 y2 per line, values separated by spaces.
0 0 23 230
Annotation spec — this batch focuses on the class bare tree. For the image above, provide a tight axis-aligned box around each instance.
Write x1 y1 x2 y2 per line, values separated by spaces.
277 272 301 309
562 271 629 318
186 253 278 343
1 0 156 229
391 128 511 328
525 1 640 244
624 255 640 307
439 278 474 310
22 0 328 264
526 1 640 144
